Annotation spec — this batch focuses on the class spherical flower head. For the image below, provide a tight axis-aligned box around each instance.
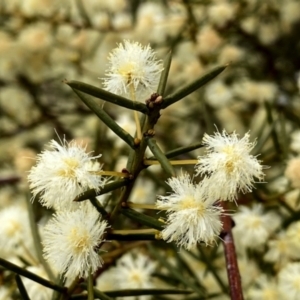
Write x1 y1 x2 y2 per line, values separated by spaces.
195 130 265 201
102 40 163 100
42 205 108 280
28 137 105 210
156 173 223 250
278 262 300 300
233 204 280 249
114 251 157 296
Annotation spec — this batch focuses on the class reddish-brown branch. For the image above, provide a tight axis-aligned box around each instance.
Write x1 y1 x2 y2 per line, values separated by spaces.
220 202 244 300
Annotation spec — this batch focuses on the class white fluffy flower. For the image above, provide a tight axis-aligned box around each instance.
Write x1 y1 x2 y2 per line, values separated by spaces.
196 130 265 201
233 204 280 249
102 40 163 100
114 251 157 299
278 263 300 300
156 173 223 249
28 138 105 210
42 205 108 279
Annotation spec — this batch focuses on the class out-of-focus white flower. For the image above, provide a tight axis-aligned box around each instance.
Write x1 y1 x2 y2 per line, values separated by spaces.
18 23 53 52
218 44 244 64
0 86 40 126
233 204 280 249
96 268 115 291
196 26 223 55
281 1 300 30
278 262 300 300
205 80 233 108
247 274 279 300
290 130 300 153
102 40 163 101
0 286 12 300
114 251 157 299
233 80 277 103
20 0 63 17
207 2 236 28
286 221 300 258
130 177 156 206
196 130 265 201
237 257 260 288
22 266 52 300
285 157 300 188
0 205 32 257
28 137 105 210
264 231 297 266
283 189 300 211
258 22 280 45
240 16 258 34
156 173 223 249
42 205 108 280
267 176 289 194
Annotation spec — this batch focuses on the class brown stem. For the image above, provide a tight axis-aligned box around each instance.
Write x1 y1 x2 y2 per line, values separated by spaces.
0 176 21 185
220 202 243 300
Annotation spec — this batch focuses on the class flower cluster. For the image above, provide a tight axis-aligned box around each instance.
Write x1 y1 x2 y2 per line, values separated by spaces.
156 129 265 250
28 137 108 280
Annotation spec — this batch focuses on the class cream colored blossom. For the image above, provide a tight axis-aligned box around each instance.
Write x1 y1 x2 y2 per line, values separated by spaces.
102 40 163 101
278 263 300 300
247 275 279 300
196 130 265 201
156 173 223 249
42 205 108 279
233 204 280 249
114 251 157 298
285 157 300 188
28 137 105 210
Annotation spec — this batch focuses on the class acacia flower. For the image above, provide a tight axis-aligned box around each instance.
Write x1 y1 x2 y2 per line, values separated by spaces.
42 205 108 280
156 173 223 250
278 262 300 300
114 251 157 298
0 205 32 256
195 130 265 201
28 137 105 210
233 204 280 249
247 275 279 300
102 40 163 100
